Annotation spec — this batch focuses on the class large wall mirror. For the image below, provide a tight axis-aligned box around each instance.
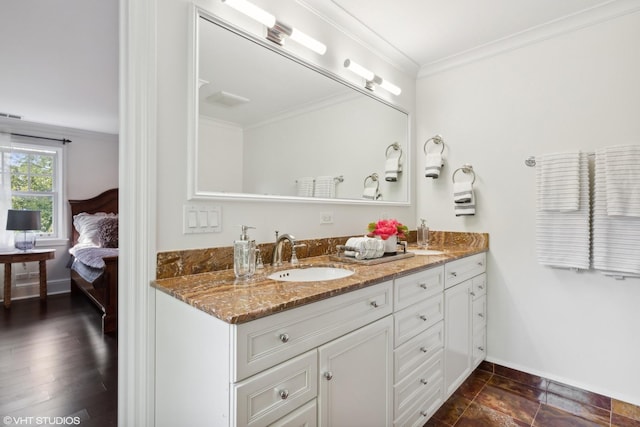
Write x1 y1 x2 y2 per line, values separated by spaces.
189 8 410 204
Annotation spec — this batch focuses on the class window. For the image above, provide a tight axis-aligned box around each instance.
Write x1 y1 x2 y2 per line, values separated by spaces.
1 141 64 240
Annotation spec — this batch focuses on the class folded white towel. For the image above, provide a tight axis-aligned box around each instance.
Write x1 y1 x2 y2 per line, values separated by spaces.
454 190 475 216
604 144 640 217
384 157 402 182
425 153 443 178
453 181 473 203
296 177 314 197
536 152 590 270
345 237 384 260
314 176 336 198
536 152 581 212
362 185 379 200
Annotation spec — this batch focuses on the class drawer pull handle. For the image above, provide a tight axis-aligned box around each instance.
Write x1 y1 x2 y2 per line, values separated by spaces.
324 371 334 381
478 313 484 318
479 285 484 289
470 291 476 297
370 301 379 308
419 315 428 321
419 283 427 289
419 346 429 353
478 346 485 351
279 389 289 400
420 411 429 417
450 272 457 277
477 262 483 266
279 333 290 343
420 378 429 385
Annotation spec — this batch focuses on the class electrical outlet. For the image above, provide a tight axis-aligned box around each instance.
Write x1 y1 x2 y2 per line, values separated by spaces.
320 211 334 224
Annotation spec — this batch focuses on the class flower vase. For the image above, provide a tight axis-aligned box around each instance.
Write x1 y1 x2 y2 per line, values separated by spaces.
383 235 397 255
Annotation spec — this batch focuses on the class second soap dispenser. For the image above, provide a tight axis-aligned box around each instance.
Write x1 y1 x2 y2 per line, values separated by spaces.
234 225 256 280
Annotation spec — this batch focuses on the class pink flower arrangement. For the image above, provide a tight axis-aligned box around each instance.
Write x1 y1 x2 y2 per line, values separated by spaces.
367 219 409 240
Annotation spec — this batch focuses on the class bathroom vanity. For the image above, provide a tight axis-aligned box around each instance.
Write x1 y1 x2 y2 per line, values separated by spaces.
154 243 487 427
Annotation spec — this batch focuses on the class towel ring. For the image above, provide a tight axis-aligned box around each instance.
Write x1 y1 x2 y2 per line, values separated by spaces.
364 172 379 187
423 135 445 155
385 142 403 160
452 164 476 184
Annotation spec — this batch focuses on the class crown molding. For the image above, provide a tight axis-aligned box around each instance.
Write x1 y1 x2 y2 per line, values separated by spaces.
418 0 640 78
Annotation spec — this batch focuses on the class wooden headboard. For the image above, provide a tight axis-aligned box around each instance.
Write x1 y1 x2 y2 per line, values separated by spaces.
69 188 119 246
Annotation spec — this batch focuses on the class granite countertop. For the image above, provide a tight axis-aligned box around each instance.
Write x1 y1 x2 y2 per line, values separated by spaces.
152 243 488 324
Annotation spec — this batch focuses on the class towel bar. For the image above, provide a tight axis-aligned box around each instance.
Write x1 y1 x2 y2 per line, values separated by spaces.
423 134 445 155
452 164 476 184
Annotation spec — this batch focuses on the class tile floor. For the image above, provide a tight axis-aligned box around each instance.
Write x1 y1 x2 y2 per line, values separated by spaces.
426 362 640 427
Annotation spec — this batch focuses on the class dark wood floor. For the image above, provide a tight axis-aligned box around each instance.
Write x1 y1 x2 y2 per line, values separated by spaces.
0 293 117 426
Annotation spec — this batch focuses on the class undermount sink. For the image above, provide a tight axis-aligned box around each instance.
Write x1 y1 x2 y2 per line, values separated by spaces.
268 266 354 282
411 249 445 256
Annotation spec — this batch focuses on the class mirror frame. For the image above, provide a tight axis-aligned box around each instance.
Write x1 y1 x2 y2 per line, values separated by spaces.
187 6 412 206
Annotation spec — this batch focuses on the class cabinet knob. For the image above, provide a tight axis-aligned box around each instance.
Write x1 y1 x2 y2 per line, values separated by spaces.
279 333 290 343
479 285 484 289
470 291 476 297
419 283 427 289
419 346 429 353
279 389 289 400
420 411 429 417
420 378 429 385
478 313 484 318
450 272 457 277
419 315 428 321
478 346 485 351
370 301 379 308
477 262 483 266
324 371 334 381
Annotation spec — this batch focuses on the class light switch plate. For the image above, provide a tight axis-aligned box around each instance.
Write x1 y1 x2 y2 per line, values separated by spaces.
183 204 222 234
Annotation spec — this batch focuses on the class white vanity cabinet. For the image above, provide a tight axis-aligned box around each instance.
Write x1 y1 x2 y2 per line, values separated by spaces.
443 252 487 398
392 266 446 426
155 280 393 427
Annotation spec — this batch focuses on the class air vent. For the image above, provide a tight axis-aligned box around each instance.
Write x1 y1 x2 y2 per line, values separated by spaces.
206 91 250 107
0 112 23 120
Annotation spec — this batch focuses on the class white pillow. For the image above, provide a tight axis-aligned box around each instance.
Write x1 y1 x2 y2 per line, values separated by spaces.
73 212 118 246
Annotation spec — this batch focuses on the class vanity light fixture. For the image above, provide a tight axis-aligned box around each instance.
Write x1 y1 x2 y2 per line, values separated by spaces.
344 59 402 96
222 0 327 55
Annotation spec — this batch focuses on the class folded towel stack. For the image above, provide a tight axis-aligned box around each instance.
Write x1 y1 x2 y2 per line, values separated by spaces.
344 237 384 260
385 157 402 182
535 151 590 270
454 181 475 216
314 176 336 198
425 153 444 178
593 146 640 278
296 177 314 197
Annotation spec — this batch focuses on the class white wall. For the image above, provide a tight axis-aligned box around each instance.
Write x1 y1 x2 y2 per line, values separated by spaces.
416 12 640 404
198 116 244 193
0 119 118 300
156 0 416 251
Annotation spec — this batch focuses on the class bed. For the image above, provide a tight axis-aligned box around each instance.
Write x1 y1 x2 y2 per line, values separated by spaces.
68 188 119 334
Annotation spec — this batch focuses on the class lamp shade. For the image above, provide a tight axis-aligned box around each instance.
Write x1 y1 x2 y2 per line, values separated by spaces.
6 209 41 231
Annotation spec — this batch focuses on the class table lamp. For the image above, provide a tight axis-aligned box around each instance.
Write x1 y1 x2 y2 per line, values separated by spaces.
6 209 41 251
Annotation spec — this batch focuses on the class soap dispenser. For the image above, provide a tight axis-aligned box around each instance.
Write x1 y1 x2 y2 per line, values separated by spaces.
234 225 256 280
417 219 429 249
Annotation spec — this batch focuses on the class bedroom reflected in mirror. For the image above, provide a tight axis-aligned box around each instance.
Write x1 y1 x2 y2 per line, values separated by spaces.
190 8 410 204
6 209 41 251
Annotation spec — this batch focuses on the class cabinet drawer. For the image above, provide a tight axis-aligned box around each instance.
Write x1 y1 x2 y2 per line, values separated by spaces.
269 399 317 427
234 280 393 381
444 253 486 288
233 350 318 427
394 321 443 381
393 377 444 427
472 294 487 329
471 273 487 299
394 294 443 347
394 349 443 417
394 266 444 312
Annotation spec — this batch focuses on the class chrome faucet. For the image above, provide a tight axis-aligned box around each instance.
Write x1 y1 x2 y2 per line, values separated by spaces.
272 231 297 267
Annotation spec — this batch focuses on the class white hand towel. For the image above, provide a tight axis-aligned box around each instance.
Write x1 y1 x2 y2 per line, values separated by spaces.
425 153 443 178
536 152 590 270
314 176 336 198
362 185 379 200
536 152 581 212
345 237 384 259
454 190 476 216
385 157 402 182
453 181 473 203
296 177 314 197
603 144 640 217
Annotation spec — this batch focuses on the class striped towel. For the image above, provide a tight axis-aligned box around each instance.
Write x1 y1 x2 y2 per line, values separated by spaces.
535 151 590 269
603 144 640 217
425 152 443 178
593 149 640 277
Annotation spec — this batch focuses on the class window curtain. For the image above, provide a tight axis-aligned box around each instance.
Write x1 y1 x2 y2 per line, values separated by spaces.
0 133 14 250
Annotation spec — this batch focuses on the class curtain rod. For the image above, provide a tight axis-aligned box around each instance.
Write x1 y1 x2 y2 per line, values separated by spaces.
8 132 71 144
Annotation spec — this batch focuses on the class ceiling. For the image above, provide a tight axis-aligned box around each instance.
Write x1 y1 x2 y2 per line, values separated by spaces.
0 0 628 134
